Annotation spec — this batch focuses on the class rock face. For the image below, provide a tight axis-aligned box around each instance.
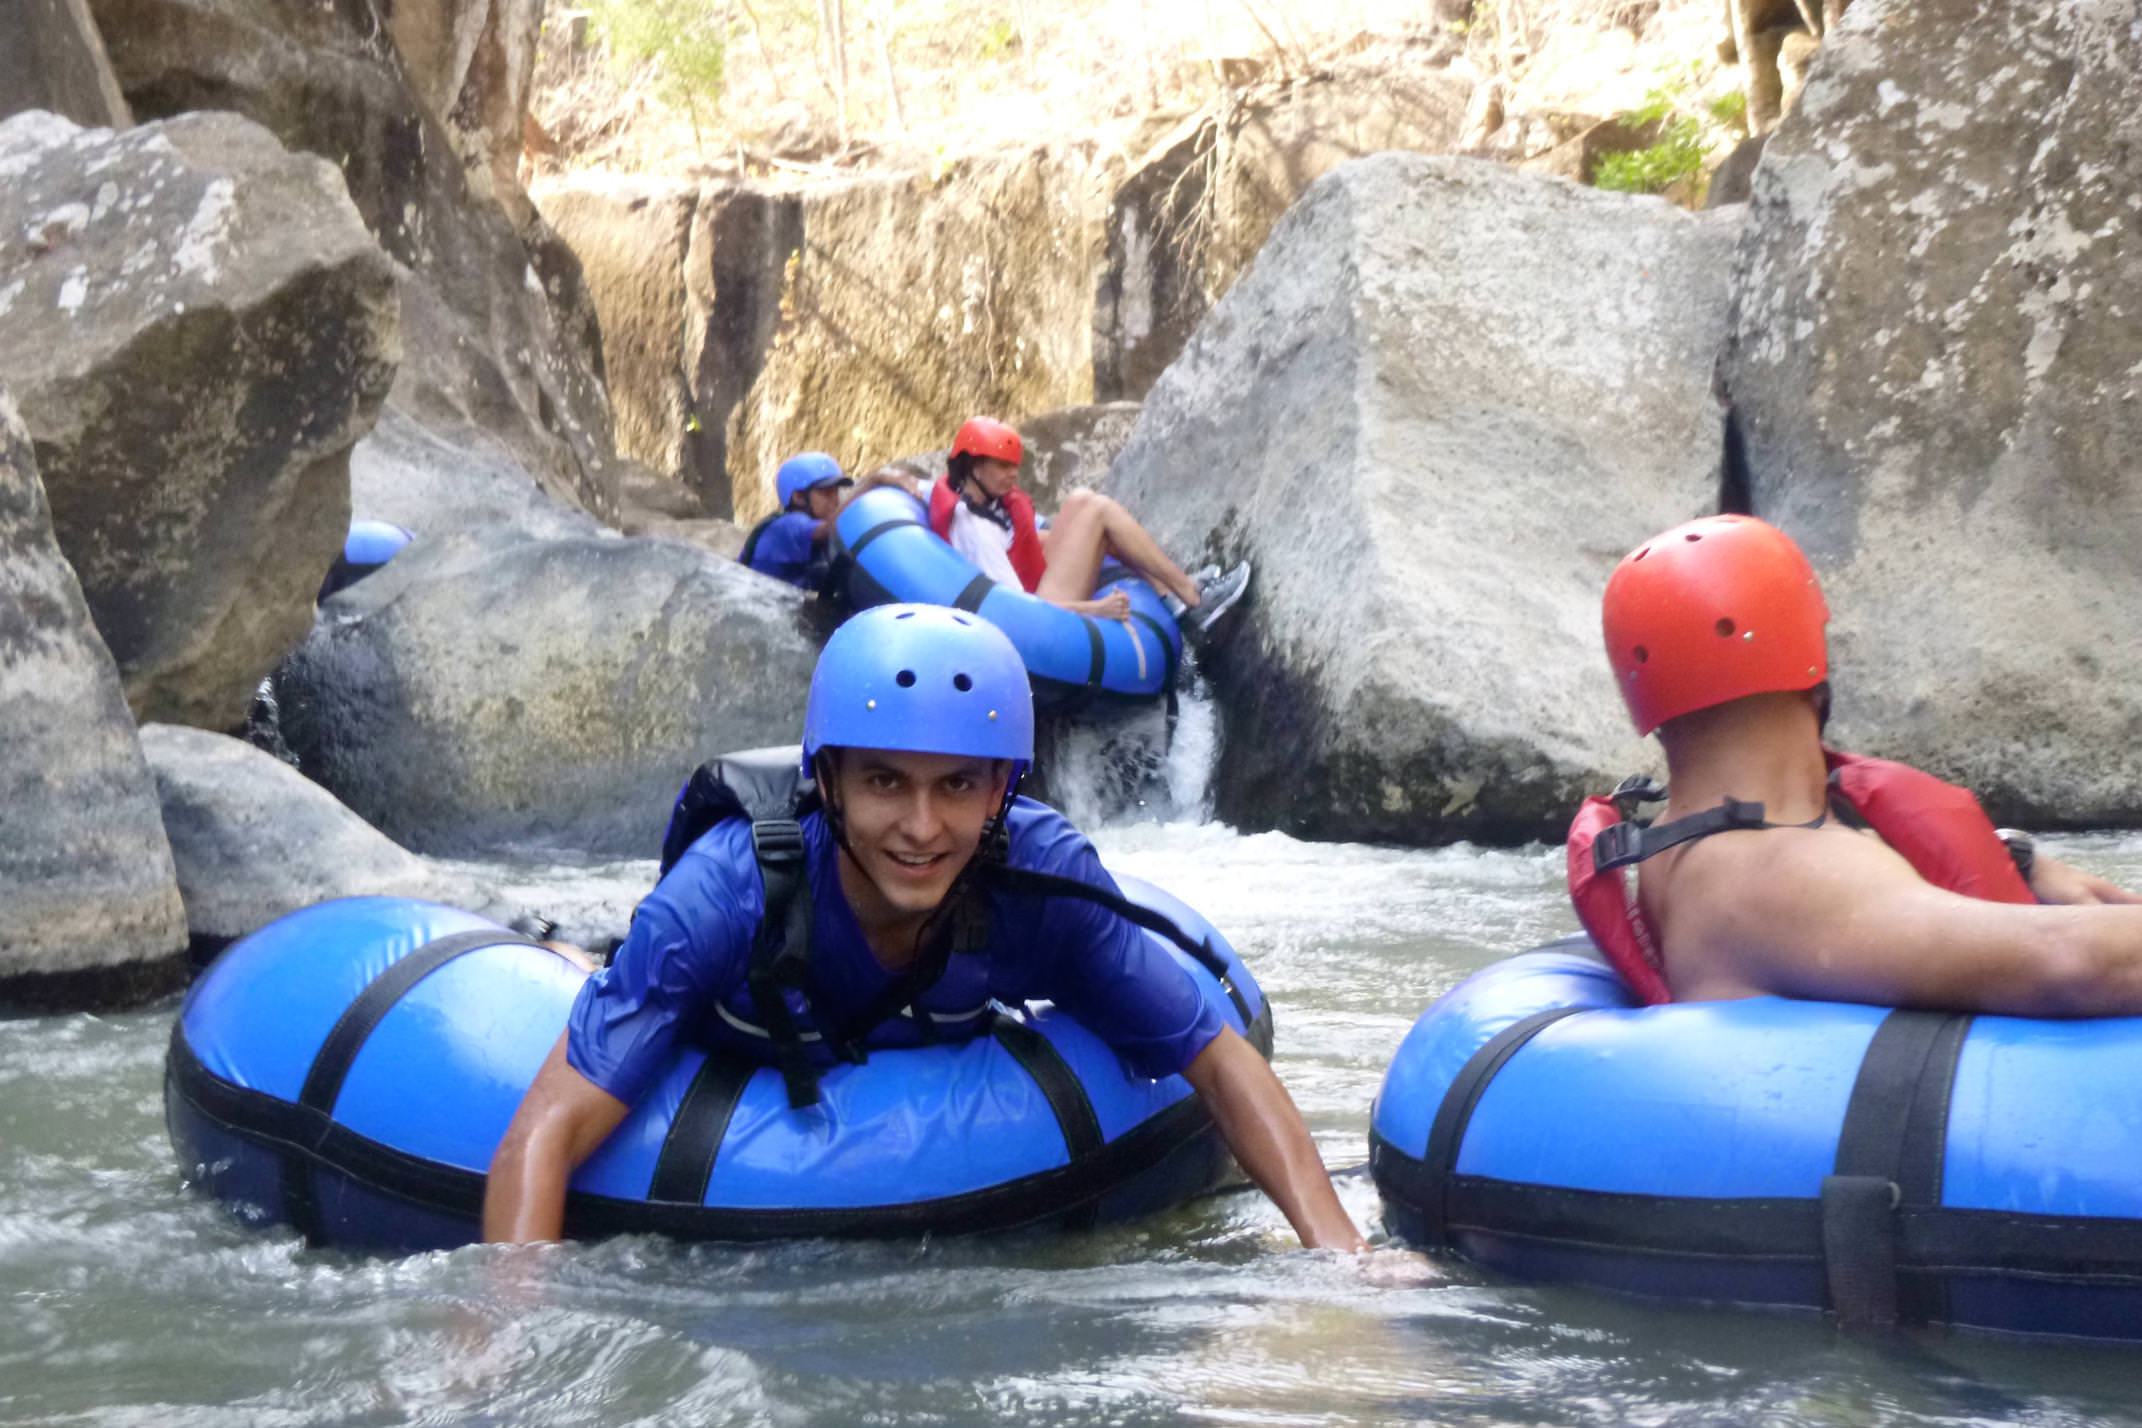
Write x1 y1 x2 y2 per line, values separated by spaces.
383 0 542 223
0 109 399 728
140 723 482 954
1018 402 1142 514
1094 60 1472 401
142 723 649 954
351 405 606 542
91 0 619 524
1722 0 2142 827
0 389 188 1007
1 0 132 128
1106 154 1742 845
274 531 825 856
536 151 1105 522
533 175 729 507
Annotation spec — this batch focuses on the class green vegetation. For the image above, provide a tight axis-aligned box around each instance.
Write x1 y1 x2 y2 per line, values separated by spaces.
589 0 729 140
1593 75 1741 199
1594 115 1706 194
978 17 1019 60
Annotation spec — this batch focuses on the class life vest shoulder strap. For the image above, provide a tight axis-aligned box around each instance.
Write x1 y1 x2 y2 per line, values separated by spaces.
737 511 784 570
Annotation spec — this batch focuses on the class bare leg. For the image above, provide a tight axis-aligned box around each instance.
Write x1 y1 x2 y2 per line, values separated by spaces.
1038 491 1199 603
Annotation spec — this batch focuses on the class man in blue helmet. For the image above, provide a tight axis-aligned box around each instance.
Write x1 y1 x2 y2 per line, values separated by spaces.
741 452 900 591
484 604 1367 1251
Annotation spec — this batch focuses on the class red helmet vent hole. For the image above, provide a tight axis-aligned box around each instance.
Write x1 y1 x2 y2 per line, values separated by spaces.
895 669 917 688
1684 532 1703 542
1715 618 1736 638
953 673 973 692
1633 547 1651 562
1633 645 1650 664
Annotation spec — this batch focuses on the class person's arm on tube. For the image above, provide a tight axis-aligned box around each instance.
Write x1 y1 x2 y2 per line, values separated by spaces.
483 1035 632 1243
1182 1026 1368 1252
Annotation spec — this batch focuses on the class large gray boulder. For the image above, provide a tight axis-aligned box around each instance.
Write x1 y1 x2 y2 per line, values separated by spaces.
1106 154 1742 845
1 0 132 128
142 724 650 954
351 405 606 543
0 109 398 729
274 531 825 855
1722 0 2142 826
0 389 187 1007
140 723 482 954
91 0 619 525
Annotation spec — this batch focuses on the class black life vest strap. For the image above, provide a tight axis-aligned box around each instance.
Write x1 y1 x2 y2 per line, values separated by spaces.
744 816 826 1109
736 511 783 570
1592 793 1828 874
979 863 1252 1025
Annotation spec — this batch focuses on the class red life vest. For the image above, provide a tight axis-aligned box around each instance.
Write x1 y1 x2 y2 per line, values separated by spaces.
1565 750 2035 1005
928 479 1047 594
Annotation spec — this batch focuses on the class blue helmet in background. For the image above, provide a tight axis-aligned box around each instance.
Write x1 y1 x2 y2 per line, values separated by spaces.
775 451 849 509
804 604 1034 780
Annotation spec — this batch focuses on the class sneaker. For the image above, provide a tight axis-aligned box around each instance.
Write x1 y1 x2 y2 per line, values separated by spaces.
1159 565 1222 621
1186 561 1251 636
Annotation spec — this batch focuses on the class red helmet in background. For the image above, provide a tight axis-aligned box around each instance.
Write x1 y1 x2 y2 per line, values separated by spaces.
951 416 1023 467
1603 514 1829 736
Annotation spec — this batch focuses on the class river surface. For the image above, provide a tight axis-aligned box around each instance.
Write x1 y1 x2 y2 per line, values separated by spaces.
8 823 2142 1426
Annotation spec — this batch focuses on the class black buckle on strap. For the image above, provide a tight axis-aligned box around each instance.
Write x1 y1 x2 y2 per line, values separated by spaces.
752 818 804 865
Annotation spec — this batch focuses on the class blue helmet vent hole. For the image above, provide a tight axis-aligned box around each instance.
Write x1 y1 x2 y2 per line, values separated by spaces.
895 669 917 687
953 673 973 692
894 610 916 620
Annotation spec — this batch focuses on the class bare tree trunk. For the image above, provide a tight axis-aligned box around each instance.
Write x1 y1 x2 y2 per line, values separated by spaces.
1136 0 1159 110
735 0 784 103
874 0 905 134
1013 0 1038 85
817 0 850 146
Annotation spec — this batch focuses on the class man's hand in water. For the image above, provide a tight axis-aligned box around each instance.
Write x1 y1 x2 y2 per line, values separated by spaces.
2030 855 2142 906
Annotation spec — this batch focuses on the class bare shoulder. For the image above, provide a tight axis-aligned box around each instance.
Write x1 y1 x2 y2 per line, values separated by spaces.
1647 821 1932 1000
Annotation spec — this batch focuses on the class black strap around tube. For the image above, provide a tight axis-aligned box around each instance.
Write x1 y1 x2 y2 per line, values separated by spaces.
287 927 543 1240
839 516 921 564
952 573 996 613
1419 1007 1586 1248
991 1014 1104 1159
1822 1009 1972 1328
647 1056 757 1206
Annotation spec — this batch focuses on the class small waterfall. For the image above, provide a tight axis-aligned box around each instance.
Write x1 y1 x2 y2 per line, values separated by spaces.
1036 653 1220 828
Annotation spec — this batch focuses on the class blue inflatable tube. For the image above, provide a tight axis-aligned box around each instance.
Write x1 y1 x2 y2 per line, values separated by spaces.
167 882 1269 1253
830 487 1182 705
319 518 414 601
1370 941 2142 1341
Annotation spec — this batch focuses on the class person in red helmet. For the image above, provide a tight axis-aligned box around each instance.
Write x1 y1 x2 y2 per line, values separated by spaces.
919 417 1251 636
1565 513 2142 1013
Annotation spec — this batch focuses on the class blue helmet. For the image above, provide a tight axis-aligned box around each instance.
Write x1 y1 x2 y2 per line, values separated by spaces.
803 605 1034 775
775 451 848 509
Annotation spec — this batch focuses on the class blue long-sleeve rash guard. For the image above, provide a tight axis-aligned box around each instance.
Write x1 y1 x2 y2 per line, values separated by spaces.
567 797 1225 1107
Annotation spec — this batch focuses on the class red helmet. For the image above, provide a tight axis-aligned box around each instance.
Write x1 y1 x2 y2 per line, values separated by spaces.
951 416 1023 467
1603 515 1829 735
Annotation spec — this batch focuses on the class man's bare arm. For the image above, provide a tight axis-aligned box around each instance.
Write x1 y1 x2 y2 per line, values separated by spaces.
1664 830 2142 1016
483 1035 632 1243
1182 1027 1367 1251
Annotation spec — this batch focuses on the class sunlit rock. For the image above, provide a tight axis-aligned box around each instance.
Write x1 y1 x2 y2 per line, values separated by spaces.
0 108 398 729
1722 0 2142 826
1106 153 1741 845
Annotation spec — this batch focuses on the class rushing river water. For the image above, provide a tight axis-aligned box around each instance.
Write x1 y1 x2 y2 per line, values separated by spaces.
8 815 2142 1424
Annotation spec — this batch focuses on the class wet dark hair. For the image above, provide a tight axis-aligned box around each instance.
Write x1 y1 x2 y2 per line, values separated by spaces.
945 449 978 492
